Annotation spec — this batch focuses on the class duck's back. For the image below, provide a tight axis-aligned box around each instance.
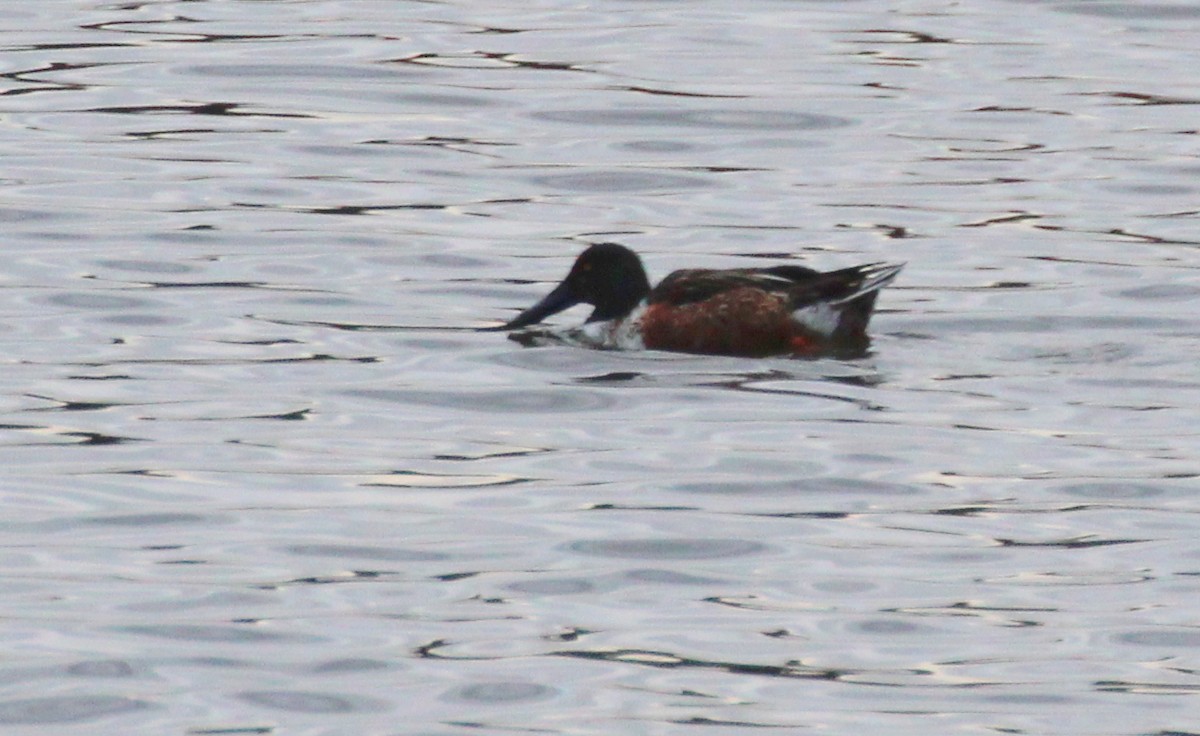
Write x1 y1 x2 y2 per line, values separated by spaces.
649 266 821 307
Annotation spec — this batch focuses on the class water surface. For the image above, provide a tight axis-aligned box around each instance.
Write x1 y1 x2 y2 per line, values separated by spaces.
2 1 1199 734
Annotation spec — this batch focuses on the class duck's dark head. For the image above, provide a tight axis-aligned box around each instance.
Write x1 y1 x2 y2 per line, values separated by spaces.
497 243 652 330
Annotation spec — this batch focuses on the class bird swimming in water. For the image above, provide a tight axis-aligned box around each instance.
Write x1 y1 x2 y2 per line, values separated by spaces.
487 243 903 358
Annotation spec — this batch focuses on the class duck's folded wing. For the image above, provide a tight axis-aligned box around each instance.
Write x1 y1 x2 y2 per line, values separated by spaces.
650 268 815 306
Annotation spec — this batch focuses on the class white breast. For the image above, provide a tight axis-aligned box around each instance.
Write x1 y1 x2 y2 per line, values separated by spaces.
791 302 843 338
567 302 648 351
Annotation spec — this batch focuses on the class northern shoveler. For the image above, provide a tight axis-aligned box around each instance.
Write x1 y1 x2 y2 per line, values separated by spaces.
487 243 903 357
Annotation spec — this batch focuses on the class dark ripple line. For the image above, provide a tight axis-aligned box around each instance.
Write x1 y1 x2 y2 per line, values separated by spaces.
60 431 142 446
742 510 851 520
360 470 530 489
365 135 517 148
890 601 1058 617
1094 680 1200 694
751 501 1176 520
9 42 134 53
178 408 311 422
232 202 447 216
82 19 337 45
551 648 1012 689
24 395 126 412
53 353 378 368
84 278 335 293
672 716 801 728
414 638 854 679
79 469 175 478
124 127 225 139
995 536 1148 549
80 102 313 119
0 424 145 446
0 61 104 97
857 28 957 44
1098 228 1200 246
712 382 887 409
1085 90 1200 106
552 648 853 682
617 85 749 99
414 638 454 659
392 51 592 73
586 503 700 512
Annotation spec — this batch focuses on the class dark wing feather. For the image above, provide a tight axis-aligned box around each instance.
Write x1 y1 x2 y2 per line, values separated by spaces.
781 263 903 311
649 262 903 313
649 267 819 306
759 265 822 281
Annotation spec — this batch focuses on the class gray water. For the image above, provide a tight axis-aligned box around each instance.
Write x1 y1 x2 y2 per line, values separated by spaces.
2 1 1199 734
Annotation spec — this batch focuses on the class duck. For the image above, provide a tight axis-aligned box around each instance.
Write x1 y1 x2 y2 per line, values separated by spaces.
487 243 903 357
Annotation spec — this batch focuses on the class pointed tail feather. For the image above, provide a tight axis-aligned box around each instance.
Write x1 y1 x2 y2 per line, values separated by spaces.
829 262 905 305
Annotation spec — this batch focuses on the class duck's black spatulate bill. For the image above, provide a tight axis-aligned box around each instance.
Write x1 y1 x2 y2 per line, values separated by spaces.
478 279 581 332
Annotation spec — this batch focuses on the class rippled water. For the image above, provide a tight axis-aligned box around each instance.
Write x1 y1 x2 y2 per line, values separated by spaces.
2 1 1199 733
